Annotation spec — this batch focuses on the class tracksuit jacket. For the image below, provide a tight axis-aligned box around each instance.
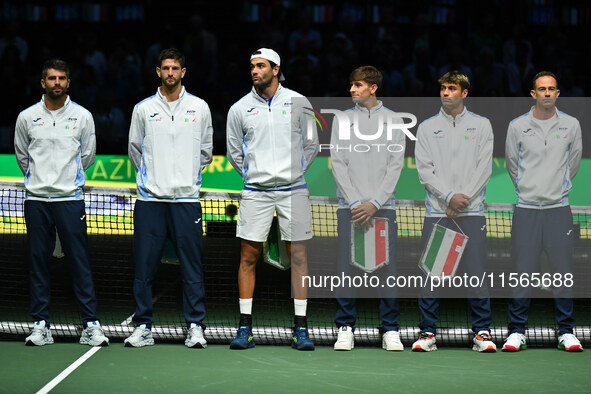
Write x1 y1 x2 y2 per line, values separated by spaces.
505 106 582 209
415 106 493 217
226 84 319 190
330 101 406 210
128 86 213 202
14 95 96 201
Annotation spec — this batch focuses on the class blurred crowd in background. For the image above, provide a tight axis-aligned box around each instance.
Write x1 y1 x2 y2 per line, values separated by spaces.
1 0 590 156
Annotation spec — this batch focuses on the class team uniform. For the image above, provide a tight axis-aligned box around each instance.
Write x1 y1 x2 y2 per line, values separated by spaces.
226 84 319 241
330 101 405 351
414 106 495 352
504 106 583 352
14 95 108 346
127 86 213 347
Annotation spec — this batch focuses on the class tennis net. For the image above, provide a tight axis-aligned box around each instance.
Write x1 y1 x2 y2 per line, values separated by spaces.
1 181 590 347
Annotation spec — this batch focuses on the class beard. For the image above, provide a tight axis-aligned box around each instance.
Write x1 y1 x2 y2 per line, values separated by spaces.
162 76 181 89
253 75 272 91
46 87 67 99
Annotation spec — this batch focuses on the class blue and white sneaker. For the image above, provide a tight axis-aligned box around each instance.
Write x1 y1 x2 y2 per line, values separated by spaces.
185 323 207 348
25 320 54 346
230 326 255 349
292 327 315 351
80 320 109 347
124 324 154 347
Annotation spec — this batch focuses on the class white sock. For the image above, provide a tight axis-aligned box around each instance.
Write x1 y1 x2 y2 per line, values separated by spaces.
294 299 307 316
239 298 253 315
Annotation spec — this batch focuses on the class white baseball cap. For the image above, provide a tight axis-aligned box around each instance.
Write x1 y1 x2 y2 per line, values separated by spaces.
250 48 285 81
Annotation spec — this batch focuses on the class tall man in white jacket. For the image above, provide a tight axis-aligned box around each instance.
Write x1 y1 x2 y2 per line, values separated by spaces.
14 59 108 347
503 71 583 352
331 66 406 351
126 48 213 348
226 48 319 350
413 71 496 352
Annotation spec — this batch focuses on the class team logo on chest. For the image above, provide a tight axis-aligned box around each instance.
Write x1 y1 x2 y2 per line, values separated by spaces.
32 117 45 126
148 112 162 122
246 107 260 117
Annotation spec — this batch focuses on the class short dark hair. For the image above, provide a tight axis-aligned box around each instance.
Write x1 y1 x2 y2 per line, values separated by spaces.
532 71 558 90
42 59 69 79
158 48 185 68
438 70 470 90
349 66 383 93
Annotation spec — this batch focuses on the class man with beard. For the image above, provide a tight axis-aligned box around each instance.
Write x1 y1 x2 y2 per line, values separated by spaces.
126 48 213 348
14 59 109 347
226 48 319 350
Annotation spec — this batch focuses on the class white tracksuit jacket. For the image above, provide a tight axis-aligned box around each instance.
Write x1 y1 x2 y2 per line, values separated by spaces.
330 101 406 210
14 95 96 201
128 86 213 202
415 106 493 217
505 106 582 209
226 85 319 190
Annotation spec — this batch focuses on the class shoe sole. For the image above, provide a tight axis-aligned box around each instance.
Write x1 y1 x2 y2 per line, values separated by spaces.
124 339 155 347
558 344 583 352
229 341 255 350
412 345 437 352
334 344 353 351
502 344 526 352
473 345 497 352
292 344 315 351
25 339 54 346
292 340 315 351
383 345 404 351
80 338 109 347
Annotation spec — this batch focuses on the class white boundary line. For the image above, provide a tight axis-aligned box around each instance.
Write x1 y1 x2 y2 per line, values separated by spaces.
36 346 102 394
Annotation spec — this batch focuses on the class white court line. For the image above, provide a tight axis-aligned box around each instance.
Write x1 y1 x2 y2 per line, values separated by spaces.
36 346 102 394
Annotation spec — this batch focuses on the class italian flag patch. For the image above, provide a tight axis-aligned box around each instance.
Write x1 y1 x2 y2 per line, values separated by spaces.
419 224 468 278
351 217 389 272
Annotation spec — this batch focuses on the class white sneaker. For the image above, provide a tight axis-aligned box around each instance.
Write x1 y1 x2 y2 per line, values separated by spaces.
185 323 207 348
334 326 354 351
472 330 497 352
502 333 527 352
558 333 583 352
25 320 54 346
79 321 109 347
412 332 437 352
124 324 155 347
382 330 404 351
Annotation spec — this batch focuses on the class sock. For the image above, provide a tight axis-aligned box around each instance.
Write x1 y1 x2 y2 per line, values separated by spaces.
239 298 253 315
239 298 253 327
294 299 307 316
239 314 252 327
294 315 308 328
294 299 308 327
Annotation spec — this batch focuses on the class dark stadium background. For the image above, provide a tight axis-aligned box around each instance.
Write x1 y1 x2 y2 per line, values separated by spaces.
1 0 590 157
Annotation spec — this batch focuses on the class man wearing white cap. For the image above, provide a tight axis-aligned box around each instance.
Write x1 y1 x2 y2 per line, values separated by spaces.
226 48 319 350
